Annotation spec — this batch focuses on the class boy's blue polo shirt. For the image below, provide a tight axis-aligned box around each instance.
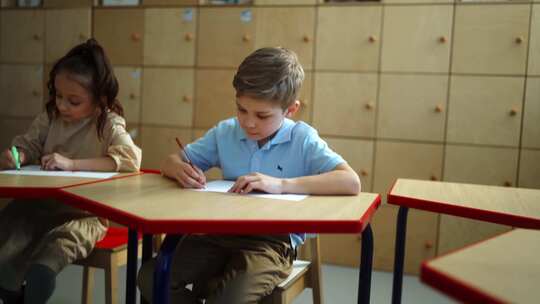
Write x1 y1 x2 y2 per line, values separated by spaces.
185 117 345 248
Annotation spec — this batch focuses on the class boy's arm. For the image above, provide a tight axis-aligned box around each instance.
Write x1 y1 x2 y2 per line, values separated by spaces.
229 163 361 195
283 163 360 195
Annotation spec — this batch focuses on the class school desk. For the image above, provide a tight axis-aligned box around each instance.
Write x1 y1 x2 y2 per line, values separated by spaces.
0 171 140 199
421 228 540 304
387 178 540 304
59 172 382 304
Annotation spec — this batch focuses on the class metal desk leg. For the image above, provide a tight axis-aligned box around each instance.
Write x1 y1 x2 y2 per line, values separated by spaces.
358 224 374 304
141 234 153 304
392 206 409 304
126 229 138 304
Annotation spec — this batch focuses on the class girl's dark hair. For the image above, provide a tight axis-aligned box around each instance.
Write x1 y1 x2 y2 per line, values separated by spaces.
46 38 123 140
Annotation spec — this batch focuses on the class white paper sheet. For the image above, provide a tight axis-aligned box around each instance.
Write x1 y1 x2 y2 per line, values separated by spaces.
0 165 118 179
192 180 307 202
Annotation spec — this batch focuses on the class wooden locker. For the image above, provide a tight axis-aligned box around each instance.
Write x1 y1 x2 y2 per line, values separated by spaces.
312 72 377 137
93 8 144 66
452 4 529 75
377 74 447 142
447 75 523 147
144 8 196 66
0 64 44 118
316 6 381 71
444 145 519 188
198 7 256 68
528 4 540 76
320 205 438 275
194 68 237 129
381 5 452 73
254 7 315 70
140 126 191 170
519 149 540 189
45 8 91 64
523 77 540 149
142 67 194 127
0 10 44 63
372 141 444 201
114 66 142 124
324 137 374 192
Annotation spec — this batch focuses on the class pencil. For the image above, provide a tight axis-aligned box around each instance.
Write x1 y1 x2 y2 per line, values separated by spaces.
175 137 195 168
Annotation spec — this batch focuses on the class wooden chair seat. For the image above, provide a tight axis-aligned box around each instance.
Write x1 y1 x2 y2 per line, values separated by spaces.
73 227 139 304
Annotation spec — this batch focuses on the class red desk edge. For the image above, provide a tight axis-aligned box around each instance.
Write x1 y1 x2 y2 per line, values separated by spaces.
387 179 540 230
57 171 382 234
420 230 514 304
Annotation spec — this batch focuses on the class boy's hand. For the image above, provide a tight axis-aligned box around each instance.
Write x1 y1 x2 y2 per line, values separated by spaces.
229 172 283 194
41 153 75 171
0 148 27 170
161 154 206 189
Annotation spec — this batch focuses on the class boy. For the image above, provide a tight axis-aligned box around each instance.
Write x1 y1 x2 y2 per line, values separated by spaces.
138 47 360 303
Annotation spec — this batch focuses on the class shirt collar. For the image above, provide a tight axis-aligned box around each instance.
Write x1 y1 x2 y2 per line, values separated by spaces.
236 118 294 148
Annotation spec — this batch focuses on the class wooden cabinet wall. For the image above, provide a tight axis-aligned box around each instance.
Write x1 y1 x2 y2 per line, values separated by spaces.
1 1 539 275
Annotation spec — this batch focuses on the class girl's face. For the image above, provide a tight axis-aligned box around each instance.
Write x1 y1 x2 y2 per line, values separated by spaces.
54 72 96 123
236 95 298 146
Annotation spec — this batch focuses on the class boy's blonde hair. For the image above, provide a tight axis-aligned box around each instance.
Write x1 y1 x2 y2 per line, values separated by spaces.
233 47 305 109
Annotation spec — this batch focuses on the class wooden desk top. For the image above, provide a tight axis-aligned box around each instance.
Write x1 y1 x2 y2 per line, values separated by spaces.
60 173 381 234
388 178 540 229
421 229 540 304
0 172 141 199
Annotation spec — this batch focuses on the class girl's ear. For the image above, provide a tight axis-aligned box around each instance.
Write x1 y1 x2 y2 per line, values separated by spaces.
285 100 301 118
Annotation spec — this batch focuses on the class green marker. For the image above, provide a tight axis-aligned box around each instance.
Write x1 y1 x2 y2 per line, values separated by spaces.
11 146 20 170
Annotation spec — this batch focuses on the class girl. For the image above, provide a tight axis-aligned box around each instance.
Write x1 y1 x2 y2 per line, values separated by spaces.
0 39 141 304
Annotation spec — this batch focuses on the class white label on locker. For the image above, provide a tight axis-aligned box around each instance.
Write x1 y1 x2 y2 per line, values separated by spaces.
183 8 194 22
240 9 252 23
131 69 141 79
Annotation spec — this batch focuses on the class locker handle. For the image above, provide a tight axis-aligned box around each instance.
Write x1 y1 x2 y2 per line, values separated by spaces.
360 169 368 177
302 35 311 43
182 95 192 103
504 181 512 187
32 34 41 41
364 102 374 111
430 175 438 181
31 89 40 97
424 241 433 249
184 33 194 42
242 34 251 42
509 108 519 116
438 36 447 44
131 33 141 42
515 36 523 44
368 35 377 43
129 93 137 100
434 105 443 113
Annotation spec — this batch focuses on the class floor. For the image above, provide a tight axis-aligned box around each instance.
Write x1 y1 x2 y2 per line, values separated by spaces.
49 263 456 304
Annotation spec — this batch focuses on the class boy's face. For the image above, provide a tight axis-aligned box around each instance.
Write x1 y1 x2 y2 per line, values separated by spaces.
54 72 96 123
236 96 297 145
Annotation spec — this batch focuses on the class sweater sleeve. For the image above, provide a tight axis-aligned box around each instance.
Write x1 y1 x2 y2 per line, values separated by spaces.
104 114 142 172
11 112 50 165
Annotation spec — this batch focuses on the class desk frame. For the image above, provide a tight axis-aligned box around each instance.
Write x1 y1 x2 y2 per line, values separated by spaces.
388 179 540 304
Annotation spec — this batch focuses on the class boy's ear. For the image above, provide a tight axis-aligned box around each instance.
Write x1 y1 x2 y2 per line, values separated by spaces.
285 100 301 118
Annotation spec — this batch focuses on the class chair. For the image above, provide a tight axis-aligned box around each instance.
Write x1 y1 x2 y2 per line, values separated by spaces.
73 226 140 304
263 235 323 304
153 235 323 304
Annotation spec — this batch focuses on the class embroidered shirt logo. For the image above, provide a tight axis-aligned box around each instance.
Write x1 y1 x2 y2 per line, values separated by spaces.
277 165 283 172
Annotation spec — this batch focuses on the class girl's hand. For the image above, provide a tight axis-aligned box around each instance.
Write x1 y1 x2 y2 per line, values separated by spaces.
0 148 27 170
41 153 75 171
229 172 284 194
161 154 206 189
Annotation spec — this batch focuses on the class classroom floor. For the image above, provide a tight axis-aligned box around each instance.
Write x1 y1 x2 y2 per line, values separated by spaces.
49 263 456 304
